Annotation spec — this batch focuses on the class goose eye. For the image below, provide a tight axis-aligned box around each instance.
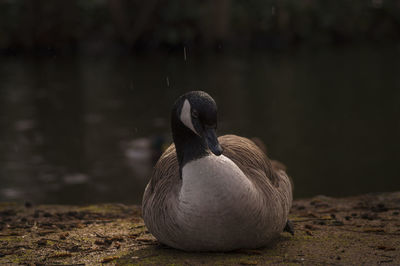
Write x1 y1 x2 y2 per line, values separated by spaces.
191 110 199 119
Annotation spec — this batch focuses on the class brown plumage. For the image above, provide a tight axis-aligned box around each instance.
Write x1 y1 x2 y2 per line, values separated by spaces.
142 134 292 251
147 135 286 193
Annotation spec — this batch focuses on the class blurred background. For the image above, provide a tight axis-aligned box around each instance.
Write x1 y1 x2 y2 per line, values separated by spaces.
0 0 399 204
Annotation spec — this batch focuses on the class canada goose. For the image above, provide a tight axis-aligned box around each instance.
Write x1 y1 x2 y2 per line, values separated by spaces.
142 91 293 252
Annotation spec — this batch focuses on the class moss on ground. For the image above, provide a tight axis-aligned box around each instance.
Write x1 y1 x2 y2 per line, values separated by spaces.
0 192 399 265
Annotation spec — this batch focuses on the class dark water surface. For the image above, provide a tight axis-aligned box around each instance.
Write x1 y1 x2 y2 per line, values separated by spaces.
1 47 399 204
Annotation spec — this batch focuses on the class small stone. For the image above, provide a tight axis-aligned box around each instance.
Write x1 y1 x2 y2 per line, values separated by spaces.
104 238 113 245
37 239 47 246
101 256 120 263
49 252 72 258
361 213 377 220
59 232 69 240
95 240 106 245
305 224 315 230
69 245 80 252
111 236 124 242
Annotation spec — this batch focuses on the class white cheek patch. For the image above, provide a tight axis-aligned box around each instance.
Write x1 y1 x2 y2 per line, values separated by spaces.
180 99 199 135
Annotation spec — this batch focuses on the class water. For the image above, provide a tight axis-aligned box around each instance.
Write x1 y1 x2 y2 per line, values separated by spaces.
1 46 399 204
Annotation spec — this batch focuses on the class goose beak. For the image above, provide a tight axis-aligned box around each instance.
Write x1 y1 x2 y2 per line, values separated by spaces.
205 128 223 156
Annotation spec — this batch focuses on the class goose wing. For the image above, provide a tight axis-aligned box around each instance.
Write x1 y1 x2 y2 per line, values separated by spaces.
219 134 282 187
143 135 292 222
146 143 179 194
145 134 289 193
219 134 293 215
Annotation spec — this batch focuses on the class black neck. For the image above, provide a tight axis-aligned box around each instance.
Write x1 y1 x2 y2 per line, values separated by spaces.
171 118 209 175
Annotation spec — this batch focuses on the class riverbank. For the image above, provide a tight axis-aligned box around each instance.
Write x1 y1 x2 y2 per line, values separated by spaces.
1 192 399 265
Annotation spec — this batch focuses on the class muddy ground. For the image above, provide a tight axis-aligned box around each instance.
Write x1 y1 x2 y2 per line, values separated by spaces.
0 192 399 265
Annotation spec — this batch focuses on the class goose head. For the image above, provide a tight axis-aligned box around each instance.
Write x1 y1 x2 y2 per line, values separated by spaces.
171 91 223 168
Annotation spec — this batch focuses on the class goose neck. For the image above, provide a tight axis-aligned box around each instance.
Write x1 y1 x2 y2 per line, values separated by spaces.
173 131 210 170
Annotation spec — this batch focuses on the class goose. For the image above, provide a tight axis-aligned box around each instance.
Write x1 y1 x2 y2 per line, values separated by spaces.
142 91 293 252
